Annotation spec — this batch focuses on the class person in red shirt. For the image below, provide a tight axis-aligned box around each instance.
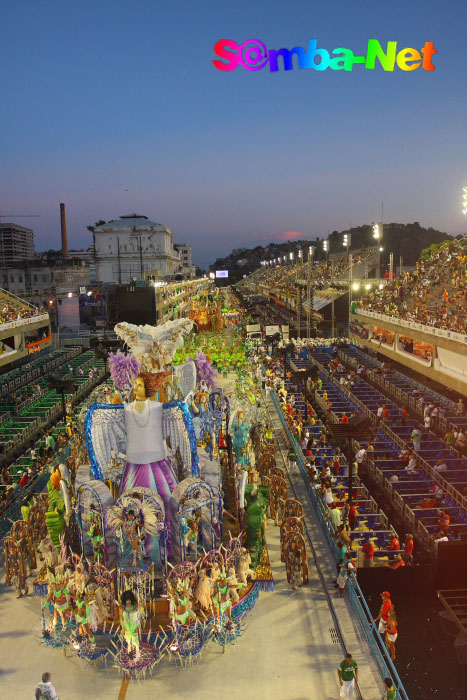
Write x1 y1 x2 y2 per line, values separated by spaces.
388 555 405 570
19 471 29 488
382 406 389 420
362 536 375 568
437 509 450 534
333 456 341 475
401 406 409 425
390 535 400 551
348 504 357 530
404 534 414 564
341 413 349 424
373 591 392 634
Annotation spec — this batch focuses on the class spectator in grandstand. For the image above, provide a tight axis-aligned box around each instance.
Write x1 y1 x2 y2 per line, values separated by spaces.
424 413 432 431
341 412 349 424
444 428 456 447
437 509 450 534
389 533 400 552
1 466 11 485
389 473 399 483
400 405 409 425
404 534 414 564
373 591 392 635
336 553 355 598
411 427 422 452
348 503 358 530
376 403 384 425
433 530 449 545
355 446 366 467
19 470 29 488
387 555 405 571
328 503 342 529
457 398 465 416
362 535 375 568
405 453 418 476
455 430 465 451
434 458 448 473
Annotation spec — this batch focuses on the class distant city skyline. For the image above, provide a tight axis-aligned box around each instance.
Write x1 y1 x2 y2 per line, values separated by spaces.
2 1 466 269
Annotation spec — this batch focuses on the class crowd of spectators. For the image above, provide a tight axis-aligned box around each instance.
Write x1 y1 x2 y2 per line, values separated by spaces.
0 300 42 325
0 421 76 519
250 249 373 297
356 236 467 333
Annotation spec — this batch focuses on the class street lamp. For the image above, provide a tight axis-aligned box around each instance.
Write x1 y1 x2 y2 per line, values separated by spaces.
372 223 383 278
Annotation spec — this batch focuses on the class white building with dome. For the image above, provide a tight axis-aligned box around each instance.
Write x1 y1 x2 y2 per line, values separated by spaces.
93 214 184 284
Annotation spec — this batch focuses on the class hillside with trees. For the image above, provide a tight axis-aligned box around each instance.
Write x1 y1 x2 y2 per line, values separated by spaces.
210 222 453 283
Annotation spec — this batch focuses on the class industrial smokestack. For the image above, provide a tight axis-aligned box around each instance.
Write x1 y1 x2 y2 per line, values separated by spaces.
60 202 68 257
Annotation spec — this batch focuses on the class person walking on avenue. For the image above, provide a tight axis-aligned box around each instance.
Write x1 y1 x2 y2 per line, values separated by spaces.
383 677 397 700
35 672 59 699
337 652 359 699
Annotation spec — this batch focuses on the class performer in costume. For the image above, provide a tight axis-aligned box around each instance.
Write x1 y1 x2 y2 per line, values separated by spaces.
120 590 142 659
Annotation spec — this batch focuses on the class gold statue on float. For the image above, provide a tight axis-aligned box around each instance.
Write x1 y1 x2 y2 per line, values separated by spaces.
189 290 222 332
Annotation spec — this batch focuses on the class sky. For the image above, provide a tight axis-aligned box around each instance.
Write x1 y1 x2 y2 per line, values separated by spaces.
1 0 467 268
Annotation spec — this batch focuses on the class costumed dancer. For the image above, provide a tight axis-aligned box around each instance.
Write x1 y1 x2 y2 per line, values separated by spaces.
74 590 97 646
120 590 142 659
232 410 251 510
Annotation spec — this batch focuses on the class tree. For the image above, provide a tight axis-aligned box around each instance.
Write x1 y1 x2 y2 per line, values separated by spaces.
87 219 106 233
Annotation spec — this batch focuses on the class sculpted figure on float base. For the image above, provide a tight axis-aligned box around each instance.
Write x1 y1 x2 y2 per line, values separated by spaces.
119 374 178 559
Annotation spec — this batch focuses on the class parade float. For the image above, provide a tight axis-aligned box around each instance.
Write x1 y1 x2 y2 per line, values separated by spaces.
5 313 273 679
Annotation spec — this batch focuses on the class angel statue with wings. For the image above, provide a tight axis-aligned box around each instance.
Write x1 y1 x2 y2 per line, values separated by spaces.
85 319 200 560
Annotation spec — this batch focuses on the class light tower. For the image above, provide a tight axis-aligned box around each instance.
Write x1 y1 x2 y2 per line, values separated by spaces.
463 185 467 216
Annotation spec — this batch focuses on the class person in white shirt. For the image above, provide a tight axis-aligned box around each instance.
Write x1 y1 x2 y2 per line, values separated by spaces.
434 459 448 473
424 415 432 430
35 672 59 699
406 456 418 475
355 448 366 465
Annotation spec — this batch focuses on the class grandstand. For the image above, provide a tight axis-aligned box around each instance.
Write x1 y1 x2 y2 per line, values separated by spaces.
0 288 51 367
351 237 467 393
305 347 467 557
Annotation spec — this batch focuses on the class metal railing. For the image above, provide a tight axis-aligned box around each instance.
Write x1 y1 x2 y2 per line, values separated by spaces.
271 390 410 700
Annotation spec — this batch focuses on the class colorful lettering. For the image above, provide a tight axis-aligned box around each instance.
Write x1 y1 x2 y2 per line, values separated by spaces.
213 38 436 74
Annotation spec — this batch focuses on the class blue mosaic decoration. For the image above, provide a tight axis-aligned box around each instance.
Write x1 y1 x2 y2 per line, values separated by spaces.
85 402 124 481
232 582 259 619
165 399 200 478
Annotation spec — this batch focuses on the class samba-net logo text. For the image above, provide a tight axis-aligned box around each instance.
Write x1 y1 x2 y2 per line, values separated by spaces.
213 38 436 73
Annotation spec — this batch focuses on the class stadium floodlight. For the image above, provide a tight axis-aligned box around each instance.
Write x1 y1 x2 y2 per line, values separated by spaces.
365 283 371 290
298 249 303 259
463 185 467 216
379 246 384 252
343 233 351 248
289 251 293 260
322 239 329 252
379 283 384 289
372 223 380 240
352 282 360 291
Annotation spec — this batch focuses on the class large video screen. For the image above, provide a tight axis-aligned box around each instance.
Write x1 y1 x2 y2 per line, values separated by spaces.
216 270 229 278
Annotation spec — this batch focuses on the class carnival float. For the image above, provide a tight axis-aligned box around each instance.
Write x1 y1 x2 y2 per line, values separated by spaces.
4 309 274 679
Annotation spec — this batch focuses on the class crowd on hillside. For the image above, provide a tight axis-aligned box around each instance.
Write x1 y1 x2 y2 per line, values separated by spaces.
357 237 467 333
